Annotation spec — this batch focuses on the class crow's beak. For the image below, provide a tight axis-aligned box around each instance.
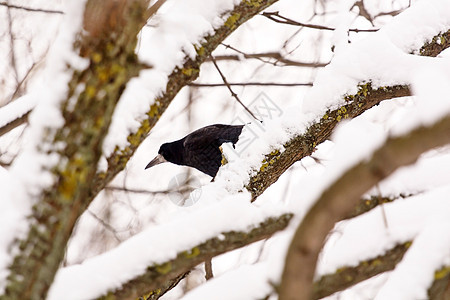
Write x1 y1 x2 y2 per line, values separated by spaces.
145 154 167 169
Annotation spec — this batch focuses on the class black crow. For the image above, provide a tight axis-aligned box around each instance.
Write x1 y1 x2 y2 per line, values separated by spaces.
145 124 244 177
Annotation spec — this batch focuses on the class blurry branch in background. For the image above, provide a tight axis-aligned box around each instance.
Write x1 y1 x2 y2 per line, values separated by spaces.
94 0 280 201
210 55 261 122
6 5 18 88
279 112 450 300
140 272 191 300
99 214 293 299
351 0 408 25
0 2 63 14
189 82 313 87
215 43 329 67
247 28 450 201
0 110 30 138
262 11 378 32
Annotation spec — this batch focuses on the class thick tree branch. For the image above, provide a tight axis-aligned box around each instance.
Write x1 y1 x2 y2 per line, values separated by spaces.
247 28 450 201
248 83 411 201
99 213 293 300
279 113 450 300
4 1 152 298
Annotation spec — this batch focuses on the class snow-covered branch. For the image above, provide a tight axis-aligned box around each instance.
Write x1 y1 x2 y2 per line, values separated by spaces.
247 83 411 200
94 0 279 198
3 1 152 298
279 112 450 300
247 25 450 201
313 242 410 299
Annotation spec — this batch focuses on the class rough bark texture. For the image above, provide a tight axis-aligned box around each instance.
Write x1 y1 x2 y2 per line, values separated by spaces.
248 83 411 200
312 242 411 299
279 114 450 300
99 214 293 300
247 28 450 201
429 266 450 300
3 1 150 299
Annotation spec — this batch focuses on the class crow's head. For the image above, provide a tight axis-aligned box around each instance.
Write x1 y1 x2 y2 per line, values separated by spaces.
145 141 184 170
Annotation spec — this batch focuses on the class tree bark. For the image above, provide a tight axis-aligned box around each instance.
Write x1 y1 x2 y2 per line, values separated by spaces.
279 113 450 300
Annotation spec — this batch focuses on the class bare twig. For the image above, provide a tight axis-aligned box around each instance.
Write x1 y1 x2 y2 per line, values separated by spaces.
210 55 261 122
87 210 122 243
218 43 328 67
105 186 170 195
0 110 30 137
6 5 18 86
189 82 313 87
0 2 64 14
262 11 378 33
145 0 166 20
205 258 213 280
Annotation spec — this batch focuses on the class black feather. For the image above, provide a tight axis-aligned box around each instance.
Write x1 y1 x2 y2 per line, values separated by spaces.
150 124 244 177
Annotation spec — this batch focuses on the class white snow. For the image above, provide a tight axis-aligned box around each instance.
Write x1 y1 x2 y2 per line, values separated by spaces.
180 262 272 300
48 194 287 300
375 215 450 300
1 0 450 299
0 94 36 128
0 0 88 292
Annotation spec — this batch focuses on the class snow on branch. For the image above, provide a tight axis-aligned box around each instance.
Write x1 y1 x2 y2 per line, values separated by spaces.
48 206 292 300
3 1 153 298
279 112 450 300
313 242 410 299
94 0 280 197
247 83 411 201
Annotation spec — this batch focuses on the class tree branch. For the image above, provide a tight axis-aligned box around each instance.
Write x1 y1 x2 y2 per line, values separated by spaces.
0 2 63 14
279 113 450 300
262 11 378 32
4 1 152 298
247 83 411 201
210 55 260 121
91 0 280 204
0 110 30 137
312 242 411 299
247 28 450 201
189 82 313 87
99 213 293 300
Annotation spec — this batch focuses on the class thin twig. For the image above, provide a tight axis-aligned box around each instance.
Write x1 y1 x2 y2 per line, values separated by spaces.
6 5 18 85
0 110 30 138
220 43 328 67
0 2 64 14
205 258 213 280
145 0 167 21
189 82 313 87
87 210 122 242
262 11 378 33
105 186 169 195
210 55 261 122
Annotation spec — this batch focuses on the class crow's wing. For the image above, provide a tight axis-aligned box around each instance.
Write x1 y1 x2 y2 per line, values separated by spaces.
183 124 244 147
182 124 244 176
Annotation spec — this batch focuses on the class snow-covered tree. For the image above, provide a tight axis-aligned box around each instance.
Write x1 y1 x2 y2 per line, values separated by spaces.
0 0 449 299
